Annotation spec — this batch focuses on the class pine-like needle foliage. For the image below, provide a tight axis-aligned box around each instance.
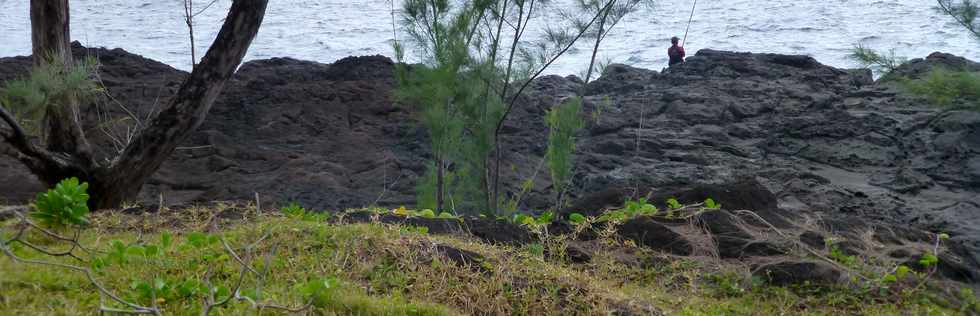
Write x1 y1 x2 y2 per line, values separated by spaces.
0 57 99 135
545 97 584 207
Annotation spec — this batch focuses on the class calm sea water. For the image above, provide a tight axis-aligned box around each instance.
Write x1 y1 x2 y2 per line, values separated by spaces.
1 0 978 75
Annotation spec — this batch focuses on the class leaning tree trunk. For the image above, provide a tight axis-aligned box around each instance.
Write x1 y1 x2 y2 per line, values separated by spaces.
89 0 269 208
1 0 269 210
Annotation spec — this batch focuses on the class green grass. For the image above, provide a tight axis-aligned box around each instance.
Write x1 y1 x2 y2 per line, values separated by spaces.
0 205 968 315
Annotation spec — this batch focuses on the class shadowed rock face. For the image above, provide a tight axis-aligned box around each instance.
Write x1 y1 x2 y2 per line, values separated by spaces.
1 45 978 276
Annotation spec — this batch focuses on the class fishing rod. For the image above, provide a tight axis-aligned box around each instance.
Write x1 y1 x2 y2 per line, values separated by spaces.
682 0 698 46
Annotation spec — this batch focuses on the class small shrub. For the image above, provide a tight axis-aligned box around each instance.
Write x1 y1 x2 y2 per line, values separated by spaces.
825 239 858 267
31 177 91 227
704 272 747 297
1 57 100 133
281 202 330 222
918 253 939 268
281 202 306 217
596 198 658 222
545 97 585 207
511 211 554 227
903 68 980 108
525 243 545 257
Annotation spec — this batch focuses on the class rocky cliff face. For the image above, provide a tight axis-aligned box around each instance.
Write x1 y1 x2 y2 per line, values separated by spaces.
1 45 978 280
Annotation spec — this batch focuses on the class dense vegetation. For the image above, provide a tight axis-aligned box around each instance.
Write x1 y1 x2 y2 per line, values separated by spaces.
1 180 974 315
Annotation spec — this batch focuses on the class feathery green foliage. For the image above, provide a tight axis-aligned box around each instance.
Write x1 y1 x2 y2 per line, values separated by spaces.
0 57 99 134
848 45 907 77
545 97 585 207
904 67 980 108
395 0 498 213
394 0 648 215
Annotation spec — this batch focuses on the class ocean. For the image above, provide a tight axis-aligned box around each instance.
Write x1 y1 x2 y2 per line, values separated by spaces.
1 0 979 75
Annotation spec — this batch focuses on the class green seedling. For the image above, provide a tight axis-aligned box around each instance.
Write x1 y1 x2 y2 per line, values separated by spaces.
704 198 721 210
568 213 587 224
31 177 91 227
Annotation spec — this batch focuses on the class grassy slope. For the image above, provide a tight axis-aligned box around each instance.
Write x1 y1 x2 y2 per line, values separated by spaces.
0 205 967 315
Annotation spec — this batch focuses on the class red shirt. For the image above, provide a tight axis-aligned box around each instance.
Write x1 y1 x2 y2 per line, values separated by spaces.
668 45 686 65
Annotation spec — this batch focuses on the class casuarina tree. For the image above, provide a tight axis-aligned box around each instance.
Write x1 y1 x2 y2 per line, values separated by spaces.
0 0 269 209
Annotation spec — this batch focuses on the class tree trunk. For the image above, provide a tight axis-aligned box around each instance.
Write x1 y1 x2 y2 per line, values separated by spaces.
30 0 71 67
3 0 270 210
90 0 269 208
30 0 95 167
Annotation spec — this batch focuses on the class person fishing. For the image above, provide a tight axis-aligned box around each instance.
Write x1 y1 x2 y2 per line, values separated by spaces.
668 0 698 67
667 36 686 66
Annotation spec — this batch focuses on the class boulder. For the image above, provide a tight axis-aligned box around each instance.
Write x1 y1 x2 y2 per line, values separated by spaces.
753 261 842 286
617 216 693 255
464 217 535 246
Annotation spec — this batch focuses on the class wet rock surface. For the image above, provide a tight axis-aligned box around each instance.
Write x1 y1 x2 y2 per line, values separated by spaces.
1 45 979 284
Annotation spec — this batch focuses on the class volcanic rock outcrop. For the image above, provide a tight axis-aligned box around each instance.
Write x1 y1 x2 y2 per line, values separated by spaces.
1 44 978 282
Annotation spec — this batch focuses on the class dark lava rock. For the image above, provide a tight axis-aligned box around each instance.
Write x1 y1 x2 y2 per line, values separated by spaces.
398 217 465 235
753 261 842 286
2 45 979 281
741 241 787 257
617 216 693 255
905 253 978 283
564 242 594 264
464 217 534 246
799 231 826 250
434 244 489 273
888 248 913 259
339 212 464 235
697 210 752 239
714 236 753 259
836 240 866 257
886 52 980 81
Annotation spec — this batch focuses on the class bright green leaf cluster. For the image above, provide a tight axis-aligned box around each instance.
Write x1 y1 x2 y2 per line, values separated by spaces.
568 213 587 224
390 206 460 220
31 177 91 227
511 211 554 227
596 198 658 222
918 253 940 268
704 198 722 210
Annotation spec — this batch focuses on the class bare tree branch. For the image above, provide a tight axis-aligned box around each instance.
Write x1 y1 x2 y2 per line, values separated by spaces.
0 103 36 156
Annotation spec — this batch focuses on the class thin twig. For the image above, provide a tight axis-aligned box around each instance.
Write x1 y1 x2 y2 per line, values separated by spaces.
731 209 872 282
221 237 260 275
0 241 160 315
